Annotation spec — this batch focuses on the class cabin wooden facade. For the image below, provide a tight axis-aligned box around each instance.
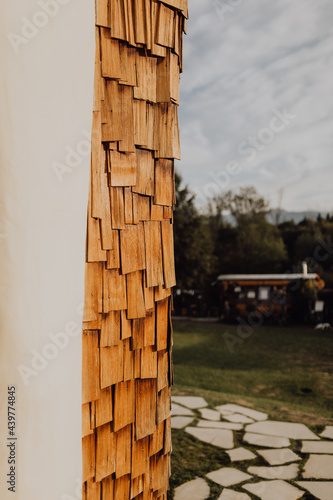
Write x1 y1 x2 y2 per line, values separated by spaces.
218 273 325 322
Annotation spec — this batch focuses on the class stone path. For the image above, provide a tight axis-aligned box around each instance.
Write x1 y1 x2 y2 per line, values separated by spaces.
171 396 333 500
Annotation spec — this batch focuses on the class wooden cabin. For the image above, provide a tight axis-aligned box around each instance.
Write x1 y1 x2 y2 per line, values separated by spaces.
217 272 325 322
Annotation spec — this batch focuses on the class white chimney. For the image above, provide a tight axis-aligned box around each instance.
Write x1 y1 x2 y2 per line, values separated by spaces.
302 261 308 276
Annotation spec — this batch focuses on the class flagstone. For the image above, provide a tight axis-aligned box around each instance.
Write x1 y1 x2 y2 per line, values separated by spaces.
244 432 290 448
171 416 195 429
216 404 268 421
186 427 234 449
197 420 243 431
206 468 252 487
256 448 301 466
303 454 333 479
224 414 254 424
218 489 251 500
297 481 333 500
199 408 221 421
320 426 333 440
243 480 304 500
301 440 333 454
219 409 236 416
227 448 256 462
174 478 210 500
171 402 194 417
246 421 319 440
172 396 208 409
248 463 299 480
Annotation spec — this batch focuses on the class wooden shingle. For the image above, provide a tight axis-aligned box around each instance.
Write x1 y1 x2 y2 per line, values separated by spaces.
156 298 169 351
100 311 121 347
126 271 146 319
136 379 157 440
82 434 96 482
83 262 103 322
100 28 122 79
96 423 116 481
133 149 155 196
120 223 146 275
141 346 158 379
123 338 134 381
132 436 149 478
110 0 127 41
110 151 137 187
144 221 164 287
114 380 135 431
100 345 124 388
107 230 120 269
154 159 174 206
133 100 148 147
82 331 100 404
156 4 175 48
116 424 132 477
161 219 176 288
96 0 110 28
95 386 113 428
103 268 127 312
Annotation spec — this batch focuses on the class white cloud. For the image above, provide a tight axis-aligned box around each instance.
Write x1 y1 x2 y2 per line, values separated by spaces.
178 0 333 212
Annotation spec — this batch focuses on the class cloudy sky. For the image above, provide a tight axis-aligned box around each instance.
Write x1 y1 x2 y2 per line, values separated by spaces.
177 0 333 212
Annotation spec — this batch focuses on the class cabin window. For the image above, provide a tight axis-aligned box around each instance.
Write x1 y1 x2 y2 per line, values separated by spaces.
247 290 256 299
258 286 270 300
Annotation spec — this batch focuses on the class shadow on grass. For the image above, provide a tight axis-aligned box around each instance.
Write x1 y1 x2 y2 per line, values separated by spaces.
168 429 228 500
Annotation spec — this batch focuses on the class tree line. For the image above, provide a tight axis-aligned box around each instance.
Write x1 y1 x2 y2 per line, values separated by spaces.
174 173 333 292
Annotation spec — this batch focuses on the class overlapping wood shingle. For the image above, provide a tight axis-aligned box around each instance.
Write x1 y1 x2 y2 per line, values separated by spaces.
82 1 186 497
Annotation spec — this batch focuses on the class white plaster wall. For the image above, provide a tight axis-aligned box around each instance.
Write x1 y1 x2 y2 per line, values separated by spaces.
0 1 95 498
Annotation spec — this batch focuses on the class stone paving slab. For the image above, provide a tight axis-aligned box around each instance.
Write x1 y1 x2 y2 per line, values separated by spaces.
219 410 236 416
197 420 243 431
297 481 333 500
303 454 333 479
171 403 195 417
172 396 208 409
224 414 254 424
244 432 290 448
227 448 256 462
171 416 195 429
243 480 304 500
320 426 333 440
246 421 319 440
218 489 251 500
256 448 301 466
186 427 234 449
199 408 221 421
301 440 333 454
216 404 268 422
172 397 333 500
206 468 252 487
174 477 210 500
247 463 299 480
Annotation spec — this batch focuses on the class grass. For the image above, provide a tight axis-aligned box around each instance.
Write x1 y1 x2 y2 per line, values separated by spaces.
172 321 333 422
168 321 333 499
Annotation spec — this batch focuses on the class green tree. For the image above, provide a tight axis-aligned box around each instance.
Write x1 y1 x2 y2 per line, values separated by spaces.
173 173 215 289
210 186 287 273
229 186 269 225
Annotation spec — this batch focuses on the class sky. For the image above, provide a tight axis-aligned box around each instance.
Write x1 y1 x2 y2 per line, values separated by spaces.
177 0 333 213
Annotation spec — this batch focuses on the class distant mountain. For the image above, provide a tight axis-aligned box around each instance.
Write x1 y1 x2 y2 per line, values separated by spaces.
267 209 331 225
219 209 331 226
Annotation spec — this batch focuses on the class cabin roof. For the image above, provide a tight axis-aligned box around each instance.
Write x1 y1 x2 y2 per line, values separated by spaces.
217 273 318 281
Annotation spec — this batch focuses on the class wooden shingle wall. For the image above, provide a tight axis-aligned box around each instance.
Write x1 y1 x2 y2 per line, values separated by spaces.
82 1 187 498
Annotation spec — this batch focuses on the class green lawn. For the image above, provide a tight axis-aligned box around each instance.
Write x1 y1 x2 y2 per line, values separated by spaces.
169 321 333 499
172 321 333 422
